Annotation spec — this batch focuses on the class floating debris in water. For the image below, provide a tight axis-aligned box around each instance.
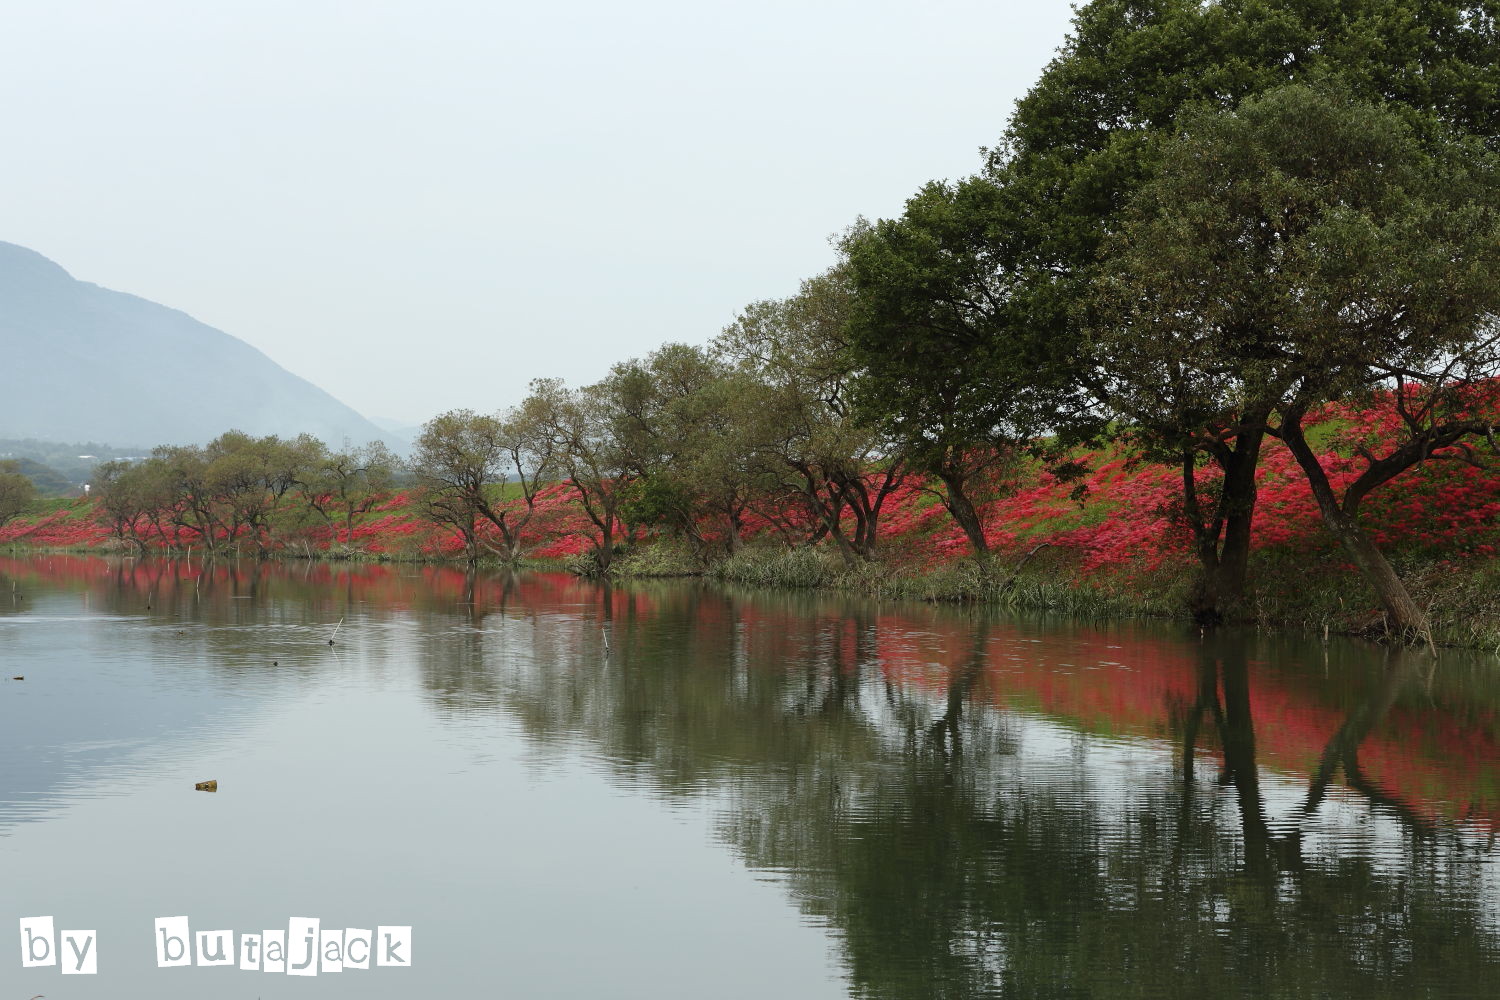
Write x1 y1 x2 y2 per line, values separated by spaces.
194 780 218 792
10 676 22 681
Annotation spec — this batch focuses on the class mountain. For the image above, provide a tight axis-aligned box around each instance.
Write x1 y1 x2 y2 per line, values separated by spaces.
0 241 396 450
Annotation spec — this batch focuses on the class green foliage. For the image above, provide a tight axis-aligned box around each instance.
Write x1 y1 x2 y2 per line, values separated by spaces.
602 342 771 561
840 182 1086 555
86 432 334 555
1091 83 1500 428
1088 81 1500 633
717 269 906 563
617 474 690 530
0 460 39 527
302 440 398 546
706 538 1175 618
842 179 1094 447
411 404 558 563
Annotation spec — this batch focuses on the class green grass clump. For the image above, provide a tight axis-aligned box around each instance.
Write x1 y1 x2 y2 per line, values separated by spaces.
710 545 841 589
702 541 1178 620
613 543 704 578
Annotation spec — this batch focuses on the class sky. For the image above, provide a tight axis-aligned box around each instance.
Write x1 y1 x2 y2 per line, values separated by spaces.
0 0 1078 430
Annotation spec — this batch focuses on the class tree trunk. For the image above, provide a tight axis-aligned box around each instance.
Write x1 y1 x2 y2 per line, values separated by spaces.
826 521 860 569
1305 650 1419 818
844 486 873 558
1280 411 1430 640
997 542 1049 593
936 468 989 555
1182 415 1267 624
1338 518 1427 637
724 508 743 554
596 517 614 572
808 481 858 568
1214 423 1265 610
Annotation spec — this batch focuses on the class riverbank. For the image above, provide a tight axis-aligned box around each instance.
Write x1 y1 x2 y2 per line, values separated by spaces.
664 542 1500 651
5 426 1500 649
12 528 1495 650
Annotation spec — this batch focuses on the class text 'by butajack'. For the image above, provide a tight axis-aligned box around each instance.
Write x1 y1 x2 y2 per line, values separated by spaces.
17 915 413 974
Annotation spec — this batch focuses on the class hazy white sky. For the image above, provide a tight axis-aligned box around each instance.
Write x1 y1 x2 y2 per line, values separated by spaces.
1 0 1076 427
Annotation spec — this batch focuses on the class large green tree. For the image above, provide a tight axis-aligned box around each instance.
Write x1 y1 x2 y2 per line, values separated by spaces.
1091 84 1500 637
842 186 1087 559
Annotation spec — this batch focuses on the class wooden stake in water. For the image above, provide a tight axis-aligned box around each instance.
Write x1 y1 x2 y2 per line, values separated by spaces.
329 616 345 646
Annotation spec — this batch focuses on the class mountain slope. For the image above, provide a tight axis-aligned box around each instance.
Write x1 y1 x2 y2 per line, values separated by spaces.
0 241 394 449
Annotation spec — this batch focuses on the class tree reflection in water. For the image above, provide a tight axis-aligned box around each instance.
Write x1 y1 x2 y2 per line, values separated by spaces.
459 582 1498 1000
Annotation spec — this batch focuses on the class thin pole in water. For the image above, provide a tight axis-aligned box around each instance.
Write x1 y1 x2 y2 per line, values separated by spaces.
329 616 345 646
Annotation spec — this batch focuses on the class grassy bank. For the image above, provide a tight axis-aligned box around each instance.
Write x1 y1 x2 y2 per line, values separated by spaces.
604 540 1500 652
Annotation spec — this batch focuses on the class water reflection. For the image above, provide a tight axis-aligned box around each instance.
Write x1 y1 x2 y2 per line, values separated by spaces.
471 581 1500 998
2 555 1497 999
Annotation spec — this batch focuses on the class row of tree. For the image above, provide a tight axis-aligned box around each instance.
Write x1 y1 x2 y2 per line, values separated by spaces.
92 434 397 557
413 0 1500 639
408 271 953 573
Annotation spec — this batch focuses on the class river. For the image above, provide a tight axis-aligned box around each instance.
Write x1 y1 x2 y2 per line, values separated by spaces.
1 554 1497 998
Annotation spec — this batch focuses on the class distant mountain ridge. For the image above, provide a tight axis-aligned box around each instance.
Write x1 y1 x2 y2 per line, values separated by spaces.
0 241 396 449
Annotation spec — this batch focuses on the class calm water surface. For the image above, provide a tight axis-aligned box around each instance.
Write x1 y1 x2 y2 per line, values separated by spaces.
1 554 1497 999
